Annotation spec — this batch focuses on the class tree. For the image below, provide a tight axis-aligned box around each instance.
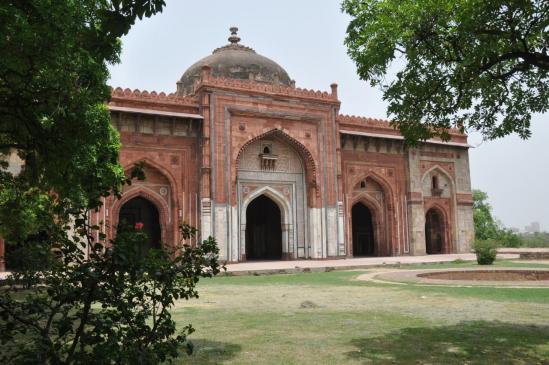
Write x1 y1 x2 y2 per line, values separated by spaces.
342 0 549 143
472 189 521 247
0 222 221 364
472 189 499 240
0 1 222 363
1 0 166 215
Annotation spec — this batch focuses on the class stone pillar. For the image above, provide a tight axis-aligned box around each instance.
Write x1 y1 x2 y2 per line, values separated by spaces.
281 223 292 260
337 202 346 256
408 200 427 255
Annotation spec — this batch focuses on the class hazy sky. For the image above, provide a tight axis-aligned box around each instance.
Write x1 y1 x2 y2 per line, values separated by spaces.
108 0 548 231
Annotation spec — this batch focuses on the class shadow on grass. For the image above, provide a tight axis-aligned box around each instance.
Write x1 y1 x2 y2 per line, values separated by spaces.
346 320 549 365
180 339 242 364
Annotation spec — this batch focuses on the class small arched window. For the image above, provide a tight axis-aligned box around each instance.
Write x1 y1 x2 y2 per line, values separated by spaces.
263 146 271 154
360 180 367 189
432 175 439 190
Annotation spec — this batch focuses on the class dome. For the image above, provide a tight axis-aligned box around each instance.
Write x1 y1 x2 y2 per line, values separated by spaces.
177 27 292 96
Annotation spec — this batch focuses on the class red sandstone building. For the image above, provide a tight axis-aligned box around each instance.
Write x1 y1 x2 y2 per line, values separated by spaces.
0 28 474 270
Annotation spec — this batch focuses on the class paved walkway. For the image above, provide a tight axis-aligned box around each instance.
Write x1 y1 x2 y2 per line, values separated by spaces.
224 253 520 275
1 251 535 279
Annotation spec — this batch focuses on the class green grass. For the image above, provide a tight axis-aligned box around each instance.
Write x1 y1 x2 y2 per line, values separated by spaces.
174 261 549 364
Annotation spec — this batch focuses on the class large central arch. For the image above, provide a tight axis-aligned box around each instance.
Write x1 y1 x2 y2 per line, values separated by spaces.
236 129 310 261
235 128 318 202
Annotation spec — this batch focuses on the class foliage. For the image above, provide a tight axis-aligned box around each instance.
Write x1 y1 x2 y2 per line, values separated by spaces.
0 222 221 364
518 232 549 247
471 189 522 247
342 0 549 143
473 239 499 265
497 227 522 248
0 0 166 220
0 1 224 364
472 189 499 241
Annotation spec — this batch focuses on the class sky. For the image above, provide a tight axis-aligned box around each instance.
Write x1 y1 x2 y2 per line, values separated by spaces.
108 0 549 232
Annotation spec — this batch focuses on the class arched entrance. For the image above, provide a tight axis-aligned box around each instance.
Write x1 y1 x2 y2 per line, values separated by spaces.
246 195 282 260
352 202 376 257
425 208 444 254
119 197 161 255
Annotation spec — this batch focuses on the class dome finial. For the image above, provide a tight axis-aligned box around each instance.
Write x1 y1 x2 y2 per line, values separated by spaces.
228 26 240 44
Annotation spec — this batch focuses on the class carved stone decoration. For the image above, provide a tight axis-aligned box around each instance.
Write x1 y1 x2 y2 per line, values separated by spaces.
432 187 444 197
259 153 278 170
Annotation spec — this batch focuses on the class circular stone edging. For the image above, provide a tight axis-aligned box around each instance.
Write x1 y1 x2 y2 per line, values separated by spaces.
369 267 549 287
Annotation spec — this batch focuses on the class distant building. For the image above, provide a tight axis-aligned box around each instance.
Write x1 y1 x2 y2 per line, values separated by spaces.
524 222 541 234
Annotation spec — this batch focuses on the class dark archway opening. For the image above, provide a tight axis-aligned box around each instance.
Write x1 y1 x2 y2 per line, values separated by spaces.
425 209 444 254
119 197 161 256
246 195 282 260
352 203 376 257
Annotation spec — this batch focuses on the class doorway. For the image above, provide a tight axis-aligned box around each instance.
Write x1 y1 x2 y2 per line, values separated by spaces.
246 195 282 260
119 197 161 255
425 208 444 254
352 203 376 256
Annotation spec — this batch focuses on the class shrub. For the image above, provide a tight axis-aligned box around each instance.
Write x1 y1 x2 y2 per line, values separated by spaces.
0 222 221 364
473 239 499 265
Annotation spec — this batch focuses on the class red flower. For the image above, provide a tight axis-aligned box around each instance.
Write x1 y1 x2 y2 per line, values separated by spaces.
135 222 144 230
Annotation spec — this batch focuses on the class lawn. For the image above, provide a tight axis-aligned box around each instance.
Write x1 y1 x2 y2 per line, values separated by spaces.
175 261 549 364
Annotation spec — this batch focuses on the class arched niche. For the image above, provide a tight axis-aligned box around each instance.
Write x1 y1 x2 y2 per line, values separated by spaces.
119 196 161 256
421 166 453 198
425 206 449 254
110 186 172 248
235 128 318 204
421 165 456 253
348 174 395 256
236 133 308 260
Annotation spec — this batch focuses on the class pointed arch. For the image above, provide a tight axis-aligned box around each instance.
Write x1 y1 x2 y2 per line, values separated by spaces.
422 165 456 254
421 165 455 191
110 186 172 248
239 186 294 261
350 192 384 257
241 186 291 225
424 202 450 224
425 204 450 254
347 170 397 257
236 128 318 196
123 157 179 200
351 171 394 205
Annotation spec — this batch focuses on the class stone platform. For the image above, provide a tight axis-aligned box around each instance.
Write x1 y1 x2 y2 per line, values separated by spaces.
498 248 549 260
